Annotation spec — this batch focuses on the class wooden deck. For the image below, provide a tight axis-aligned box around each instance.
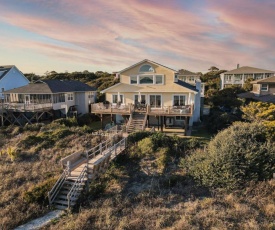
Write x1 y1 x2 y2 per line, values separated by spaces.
2 103 53 112
91 103 194 116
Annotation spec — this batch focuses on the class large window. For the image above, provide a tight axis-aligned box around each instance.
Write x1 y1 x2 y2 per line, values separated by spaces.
130 76 137 84
140 75 154 84
149 95 161 108
139 64 154 73
53 93 65 103
68 93 73 101
225 75 232 81
255 74 263 80
130 74 164 85
173 95 186 106
88 92 94 99
134 94 146 104
155 75 163 84
112 94 124 104
261 84 268 91
234 74 242 81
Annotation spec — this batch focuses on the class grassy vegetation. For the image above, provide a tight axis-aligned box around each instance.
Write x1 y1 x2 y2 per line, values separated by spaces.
1 122 274 229
0 119 104 230
45 132 275 230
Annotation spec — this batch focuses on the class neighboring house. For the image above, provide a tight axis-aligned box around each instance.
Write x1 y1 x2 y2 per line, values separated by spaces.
2 80 96 125
177 69 201 85
91 59 202 132
220 66 275 89
238 76 275 103
0 65 30 99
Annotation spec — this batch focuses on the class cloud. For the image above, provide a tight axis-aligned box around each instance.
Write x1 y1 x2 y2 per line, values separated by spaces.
0 0 275 73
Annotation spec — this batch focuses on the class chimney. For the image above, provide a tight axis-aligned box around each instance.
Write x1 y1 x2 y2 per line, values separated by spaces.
237 64 240 69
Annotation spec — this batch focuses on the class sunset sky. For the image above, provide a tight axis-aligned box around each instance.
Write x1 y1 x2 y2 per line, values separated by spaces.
0 0 275 75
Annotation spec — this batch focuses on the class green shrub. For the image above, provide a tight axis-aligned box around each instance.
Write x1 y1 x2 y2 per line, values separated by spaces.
23 177 57 205
137 137 154 156
127 131 152 144
81 125 94 133
52 117 78 127
184 122 275 190
20 135 43 148
156 147 170 172
52 128 73 141
23 123 44 132
150 132 170 151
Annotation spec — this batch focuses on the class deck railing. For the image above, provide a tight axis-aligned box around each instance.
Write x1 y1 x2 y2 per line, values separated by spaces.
147 104 193 115
3 102 53 112
48 164 70 205
91 103 194 116
67 165 87 208
91 103 133 114
49 125 127 209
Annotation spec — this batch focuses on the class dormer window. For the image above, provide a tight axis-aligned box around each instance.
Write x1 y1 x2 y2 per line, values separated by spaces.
139 64 154 73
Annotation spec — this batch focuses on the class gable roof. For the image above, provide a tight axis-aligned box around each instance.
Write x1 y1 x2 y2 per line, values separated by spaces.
178 69 199 76
0 65 15 80
4 79 96 94
119 59 177 74
224 66 275 74
251 76 275 84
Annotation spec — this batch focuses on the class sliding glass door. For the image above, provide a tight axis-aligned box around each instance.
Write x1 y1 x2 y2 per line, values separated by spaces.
149 95 162 108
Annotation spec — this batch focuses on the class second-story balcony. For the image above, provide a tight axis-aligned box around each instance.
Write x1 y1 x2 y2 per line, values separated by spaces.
91 103 194 116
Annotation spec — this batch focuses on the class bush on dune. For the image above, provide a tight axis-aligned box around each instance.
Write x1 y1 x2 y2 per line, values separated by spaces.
184 122 275 190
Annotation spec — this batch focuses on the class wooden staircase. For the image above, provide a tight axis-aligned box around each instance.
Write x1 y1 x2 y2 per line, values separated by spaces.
48 127 127 210
127 112 147 133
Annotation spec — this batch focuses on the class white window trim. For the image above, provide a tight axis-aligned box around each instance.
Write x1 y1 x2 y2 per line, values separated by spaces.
133 94 147 104
129 74 164 85
88 92 94 99
112 94 125 104
261 84 268 91
172 94 187 106
130 75 138 85
149 94 162 109
139 64 155 73
67 93 74 101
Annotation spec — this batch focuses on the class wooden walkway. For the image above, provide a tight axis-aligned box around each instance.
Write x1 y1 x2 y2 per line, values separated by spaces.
48 126 128 210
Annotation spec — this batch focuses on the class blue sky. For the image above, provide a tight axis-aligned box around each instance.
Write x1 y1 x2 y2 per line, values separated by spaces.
0 0 274 75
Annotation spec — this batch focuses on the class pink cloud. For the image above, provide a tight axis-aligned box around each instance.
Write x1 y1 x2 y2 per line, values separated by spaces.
0 0 275 73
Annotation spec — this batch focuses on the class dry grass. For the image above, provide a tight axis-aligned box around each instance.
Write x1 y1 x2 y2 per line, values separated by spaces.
1 124 275 230
0 123 102 230
44 150 275 230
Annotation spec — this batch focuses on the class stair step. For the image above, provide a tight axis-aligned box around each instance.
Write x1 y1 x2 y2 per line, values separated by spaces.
54 204 68 210
54 199 76 206
57 195 79 201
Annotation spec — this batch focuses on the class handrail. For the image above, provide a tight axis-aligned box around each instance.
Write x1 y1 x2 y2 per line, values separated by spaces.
67 165 87 208
48 123 128 208
48 165 70 205
141 114 147 131
126 115 132 133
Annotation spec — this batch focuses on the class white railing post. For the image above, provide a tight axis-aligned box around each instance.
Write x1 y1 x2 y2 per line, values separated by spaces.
100 143 102 154
67 161 71 176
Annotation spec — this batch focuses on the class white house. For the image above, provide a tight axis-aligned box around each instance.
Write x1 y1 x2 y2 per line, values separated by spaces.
220 66 275 89
0 65 29 98
91 59 202 132
3 80 97 123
